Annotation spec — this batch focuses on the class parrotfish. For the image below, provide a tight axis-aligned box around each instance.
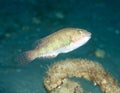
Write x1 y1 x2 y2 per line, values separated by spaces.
18 28 91 64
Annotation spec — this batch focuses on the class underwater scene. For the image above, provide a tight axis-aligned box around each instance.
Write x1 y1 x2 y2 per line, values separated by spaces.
0 0 120 93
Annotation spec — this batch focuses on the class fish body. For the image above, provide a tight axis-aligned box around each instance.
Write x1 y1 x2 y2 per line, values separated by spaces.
18 28 91 64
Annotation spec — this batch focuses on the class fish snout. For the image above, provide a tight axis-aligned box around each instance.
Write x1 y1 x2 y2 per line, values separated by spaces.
79 29 91 38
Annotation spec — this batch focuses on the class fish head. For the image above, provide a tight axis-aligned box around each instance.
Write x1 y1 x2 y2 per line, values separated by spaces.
70 28 91 46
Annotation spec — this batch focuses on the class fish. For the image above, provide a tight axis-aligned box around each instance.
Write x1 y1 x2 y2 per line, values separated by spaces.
17 28 91 64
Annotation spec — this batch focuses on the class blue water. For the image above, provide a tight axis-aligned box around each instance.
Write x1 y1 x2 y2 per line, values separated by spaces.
0 0 120 93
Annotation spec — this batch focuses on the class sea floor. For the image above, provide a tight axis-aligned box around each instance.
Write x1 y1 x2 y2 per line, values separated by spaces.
0 0 120 93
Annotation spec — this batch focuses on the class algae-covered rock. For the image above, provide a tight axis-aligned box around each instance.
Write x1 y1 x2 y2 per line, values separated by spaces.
50 79 83 93
44 59 120 93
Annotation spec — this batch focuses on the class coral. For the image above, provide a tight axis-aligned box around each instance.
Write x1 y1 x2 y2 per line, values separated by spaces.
44 59 120 93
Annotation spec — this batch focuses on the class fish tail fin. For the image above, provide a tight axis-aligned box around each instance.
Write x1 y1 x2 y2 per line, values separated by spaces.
16 50 36 65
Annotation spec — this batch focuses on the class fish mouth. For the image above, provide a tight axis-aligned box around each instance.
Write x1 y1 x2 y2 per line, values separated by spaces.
84 31 91 38
79 29 91 38
87 32 91 37
86 33 91 39
84 33 91 43
87 32 92 38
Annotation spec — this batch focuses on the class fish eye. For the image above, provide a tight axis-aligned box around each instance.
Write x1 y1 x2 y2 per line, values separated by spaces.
77 29 82 34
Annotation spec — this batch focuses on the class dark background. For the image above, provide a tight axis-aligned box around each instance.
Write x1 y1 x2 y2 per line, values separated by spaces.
0 0 120 93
